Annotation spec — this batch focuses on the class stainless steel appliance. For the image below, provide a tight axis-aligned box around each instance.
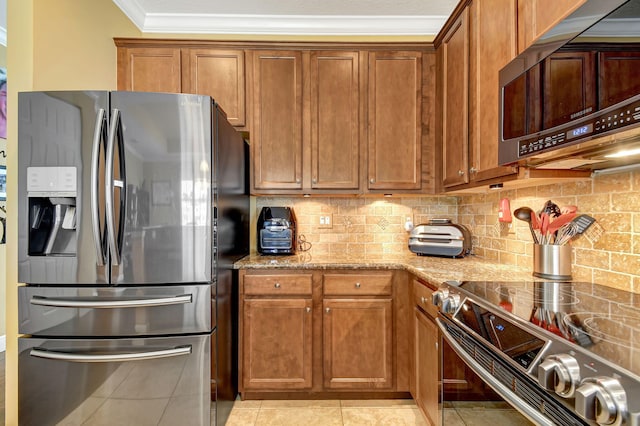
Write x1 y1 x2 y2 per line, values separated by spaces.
499 0 640 170
17 91 249 425
257 206 297 255
408 219 471 257
433 280 640 426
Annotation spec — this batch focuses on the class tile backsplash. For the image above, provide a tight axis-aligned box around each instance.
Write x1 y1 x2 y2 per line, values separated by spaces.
255 170 640 293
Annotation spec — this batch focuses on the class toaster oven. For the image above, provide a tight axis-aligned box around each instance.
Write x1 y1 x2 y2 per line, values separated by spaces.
408 219 471 258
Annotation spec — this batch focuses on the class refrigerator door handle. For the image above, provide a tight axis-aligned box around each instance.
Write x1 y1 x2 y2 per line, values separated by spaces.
30 345 192 363
106 108 121 266
91 108 107 266
30 293 193 308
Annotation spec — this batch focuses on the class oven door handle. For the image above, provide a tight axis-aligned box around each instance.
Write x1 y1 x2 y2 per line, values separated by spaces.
29 345 192 363
436 318 555 426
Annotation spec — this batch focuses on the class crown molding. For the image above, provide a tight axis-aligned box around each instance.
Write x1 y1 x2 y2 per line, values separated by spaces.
113 0 447 35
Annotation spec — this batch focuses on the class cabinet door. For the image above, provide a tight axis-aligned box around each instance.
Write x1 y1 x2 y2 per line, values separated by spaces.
368 51 422 190
518 0 586 53
440 9 470 188
243 298 313 390
310 51 360 190
182 49 246 127
469 0 518 183
323 298 393 389
117 47 181 93
415 308 439 426
251 50 303 190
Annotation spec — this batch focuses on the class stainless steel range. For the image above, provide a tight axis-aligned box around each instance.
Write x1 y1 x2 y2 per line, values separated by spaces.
434 280 640 426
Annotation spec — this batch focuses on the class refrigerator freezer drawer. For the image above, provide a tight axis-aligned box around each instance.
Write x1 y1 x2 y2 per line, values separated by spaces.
19 334 211 426
19 284 213 337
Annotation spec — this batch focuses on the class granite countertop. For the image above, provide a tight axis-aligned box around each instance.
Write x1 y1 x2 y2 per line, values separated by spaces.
234 252 535 287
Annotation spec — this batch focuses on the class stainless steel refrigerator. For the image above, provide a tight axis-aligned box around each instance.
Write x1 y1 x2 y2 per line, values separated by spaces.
17 91 248 425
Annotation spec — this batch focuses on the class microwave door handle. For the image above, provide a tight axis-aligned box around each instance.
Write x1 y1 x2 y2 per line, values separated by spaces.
91 108 107 266
29 345 192 363
30 294 193 308
105 108 121 266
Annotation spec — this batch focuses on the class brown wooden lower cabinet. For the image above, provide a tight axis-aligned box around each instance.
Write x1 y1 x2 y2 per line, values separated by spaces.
239 269 408 397
242 298 313 390
414 307 439 426
323 298 393 390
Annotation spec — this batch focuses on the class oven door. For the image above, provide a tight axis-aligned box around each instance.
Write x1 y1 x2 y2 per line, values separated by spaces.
438 316 553 426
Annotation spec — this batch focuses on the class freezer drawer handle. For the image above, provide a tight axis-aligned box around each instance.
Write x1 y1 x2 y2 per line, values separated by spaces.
30 294 193 308
30 345 192 363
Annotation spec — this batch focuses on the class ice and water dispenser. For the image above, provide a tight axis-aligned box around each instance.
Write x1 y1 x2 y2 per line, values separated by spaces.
27 166 77 256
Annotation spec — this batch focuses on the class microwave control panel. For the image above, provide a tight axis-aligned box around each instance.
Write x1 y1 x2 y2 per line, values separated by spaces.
518 98 640 158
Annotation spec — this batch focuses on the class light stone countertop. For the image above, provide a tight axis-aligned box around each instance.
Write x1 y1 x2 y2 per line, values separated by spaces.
234 252 536 287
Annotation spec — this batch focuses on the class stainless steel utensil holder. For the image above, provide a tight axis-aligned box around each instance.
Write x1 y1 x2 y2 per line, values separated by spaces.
533 244 572 281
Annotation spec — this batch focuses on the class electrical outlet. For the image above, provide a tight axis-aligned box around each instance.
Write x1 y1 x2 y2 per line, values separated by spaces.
318 214 333 229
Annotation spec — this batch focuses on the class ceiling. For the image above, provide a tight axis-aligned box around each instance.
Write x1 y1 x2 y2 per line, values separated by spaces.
112 0 459 36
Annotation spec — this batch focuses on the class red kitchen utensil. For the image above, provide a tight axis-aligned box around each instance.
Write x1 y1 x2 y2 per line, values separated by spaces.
547 212 576 236
540 213 550 243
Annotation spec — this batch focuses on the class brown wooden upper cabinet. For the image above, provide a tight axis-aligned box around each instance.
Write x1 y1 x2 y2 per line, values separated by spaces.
517 0 587 53
117 47 182 93
439 8 470 188
468 0 518 183
182 49 246 127
310 51 361 190
251 50 304 191
116 41 247 130
368 51 422 191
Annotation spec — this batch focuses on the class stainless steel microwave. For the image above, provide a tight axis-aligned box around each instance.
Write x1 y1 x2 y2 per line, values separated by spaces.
498 0 640 170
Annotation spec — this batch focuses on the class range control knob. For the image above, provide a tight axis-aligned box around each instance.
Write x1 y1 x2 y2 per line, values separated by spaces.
538 354 581 398
575 377 627 426
441 293 461 314
431 289 449 307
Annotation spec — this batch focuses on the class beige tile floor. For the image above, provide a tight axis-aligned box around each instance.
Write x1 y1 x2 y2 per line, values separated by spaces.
225 398 533 426
225 399 427 426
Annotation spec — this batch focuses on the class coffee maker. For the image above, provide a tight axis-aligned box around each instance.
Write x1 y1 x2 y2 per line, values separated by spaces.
257 207 296 255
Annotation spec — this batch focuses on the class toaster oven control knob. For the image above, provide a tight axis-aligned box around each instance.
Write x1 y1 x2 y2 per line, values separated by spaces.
575 377 627 425
431 289 449 307
441 294 461 314
537 354 581 398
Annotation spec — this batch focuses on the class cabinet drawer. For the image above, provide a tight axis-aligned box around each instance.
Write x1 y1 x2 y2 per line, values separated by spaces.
244 274 313 296
323 273 392 296
413 279 438 319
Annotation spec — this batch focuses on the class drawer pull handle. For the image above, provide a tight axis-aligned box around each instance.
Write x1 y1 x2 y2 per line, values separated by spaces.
274 283 281 289
355 283 361 289
30 294 193 309
30 345 192 363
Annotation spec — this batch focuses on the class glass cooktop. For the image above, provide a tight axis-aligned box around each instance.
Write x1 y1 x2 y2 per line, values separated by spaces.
450 281 640 379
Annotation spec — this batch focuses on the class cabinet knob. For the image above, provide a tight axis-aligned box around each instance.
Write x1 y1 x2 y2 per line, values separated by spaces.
306 307 311 313
355 283 361 289
296 178 301 183
274 282 281 289
457 170 465 176
370 178 375 184
325 307 331 313
312 178 317 184
470 167 478 174
420 296 426 304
